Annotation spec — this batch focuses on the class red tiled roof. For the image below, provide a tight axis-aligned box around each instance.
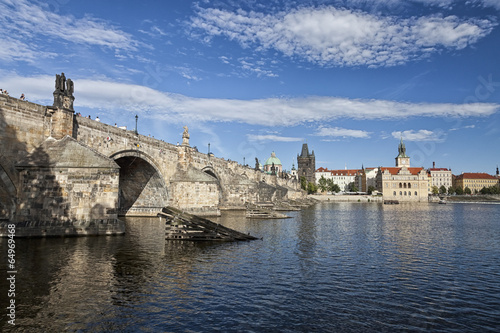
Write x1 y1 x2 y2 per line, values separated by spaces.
380 167 425 176
429 168 450 171
315 168 360 176
455 173 497 180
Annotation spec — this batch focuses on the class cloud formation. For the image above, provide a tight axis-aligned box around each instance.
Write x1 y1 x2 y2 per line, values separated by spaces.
2 74 498 127
0 0 137 62
392 129 446 142
190 6 496 67
315 127 372 138
247 134 303 142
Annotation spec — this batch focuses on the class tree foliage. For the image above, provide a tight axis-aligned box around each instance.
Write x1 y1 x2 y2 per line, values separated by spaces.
307 182 318 194
318 176 328 193
431 186 439 195
439 185 447 194
367 185 375 195
480 185 500 195
300 176 307 191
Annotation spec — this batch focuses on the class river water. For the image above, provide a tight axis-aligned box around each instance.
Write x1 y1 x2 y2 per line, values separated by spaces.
1 202 500 332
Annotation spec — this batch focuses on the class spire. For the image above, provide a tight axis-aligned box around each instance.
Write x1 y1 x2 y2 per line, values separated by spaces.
300 143 310 157
397 136 408 158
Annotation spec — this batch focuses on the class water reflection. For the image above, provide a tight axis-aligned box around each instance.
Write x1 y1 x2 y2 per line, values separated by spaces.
1 203 499 332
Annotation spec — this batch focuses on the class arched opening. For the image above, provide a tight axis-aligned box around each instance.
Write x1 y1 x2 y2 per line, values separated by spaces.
112 152 168 216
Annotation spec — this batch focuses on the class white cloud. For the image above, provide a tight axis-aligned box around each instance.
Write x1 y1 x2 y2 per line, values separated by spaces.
0 0 138 62
1 74 498 127
190 6 495 67
315 127 372 138
392 129 446 142
247 134 303 142
477 0 500 10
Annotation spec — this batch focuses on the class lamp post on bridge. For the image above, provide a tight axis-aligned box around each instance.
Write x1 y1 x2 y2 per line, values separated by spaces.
135 115 138 135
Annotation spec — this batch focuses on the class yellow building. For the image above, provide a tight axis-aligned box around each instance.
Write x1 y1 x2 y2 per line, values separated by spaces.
376 138 429 202
454 173 499 192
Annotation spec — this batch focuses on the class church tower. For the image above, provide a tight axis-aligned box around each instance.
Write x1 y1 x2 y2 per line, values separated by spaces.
395 137 410 168
297 143 316 184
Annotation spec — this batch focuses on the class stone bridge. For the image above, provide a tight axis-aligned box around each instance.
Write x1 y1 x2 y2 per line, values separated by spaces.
0 80 302 231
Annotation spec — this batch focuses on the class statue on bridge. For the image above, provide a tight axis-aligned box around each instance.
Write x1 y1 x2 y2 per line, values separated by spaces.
182 125 190 146
255 157 260 171
53 72 75 111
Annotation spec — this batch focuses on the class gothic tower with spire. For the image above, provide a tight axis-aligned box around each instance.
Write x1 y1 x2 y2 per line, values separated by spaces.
297 143 316 184
395 137 410 168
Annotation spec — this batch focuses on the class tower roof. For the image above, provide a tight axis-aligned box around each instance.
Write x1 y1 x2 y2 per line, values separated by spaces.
397 137 409 158
299 143 314 157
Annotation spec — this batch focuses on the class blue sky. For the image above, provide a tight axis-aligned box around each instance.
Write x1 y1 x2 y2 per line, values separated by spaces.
0 0 499 174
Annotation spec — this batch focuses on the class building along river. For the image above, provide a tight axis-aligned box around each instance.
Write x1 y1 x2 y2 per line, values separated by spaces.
1 202 500 332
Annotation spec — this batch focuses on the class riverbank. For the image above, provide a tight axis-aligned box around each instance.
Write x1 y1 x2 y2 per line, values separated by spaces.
309 194 382 202
436 195 500 203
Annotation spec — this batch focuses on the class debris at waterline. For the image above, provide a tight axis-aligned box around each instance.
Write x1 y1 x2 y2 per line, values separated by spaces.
159 207 258 241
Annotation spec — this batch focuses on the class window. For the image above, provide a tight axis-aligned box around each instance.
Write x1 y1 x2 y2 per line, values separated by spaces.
408 183 412 188
393 191 396 196
415 191 418 196
400 191 402 196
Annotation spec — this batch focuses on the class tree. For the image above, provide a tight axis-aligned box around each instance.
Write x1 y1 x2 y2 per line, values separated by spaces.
348 183 358 192
300 176 307 191
330 183 341 193
447 186 455 195
307 182 318 194
367 185 375 195
318 176 328 193
464 187 472 195
431 186 439 195
439 185 447 194
455 186 464 195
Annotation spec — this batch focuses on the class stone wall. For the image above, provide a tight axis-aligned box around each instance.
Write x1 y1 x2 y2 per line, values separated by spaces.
16 166 119 223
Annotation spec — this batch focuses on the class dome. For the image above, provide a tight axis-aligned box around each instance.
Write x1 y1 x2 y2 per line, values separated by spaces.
264 151 282 166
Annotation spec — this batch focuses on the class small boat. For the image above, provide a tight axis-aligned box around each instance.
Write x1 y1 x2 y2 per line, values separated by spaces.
384 200 399 205
439 199 447 204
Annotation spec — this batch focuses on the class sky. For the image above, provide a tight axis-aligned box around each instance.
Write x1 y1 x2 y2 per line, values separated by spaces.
0 0 499 174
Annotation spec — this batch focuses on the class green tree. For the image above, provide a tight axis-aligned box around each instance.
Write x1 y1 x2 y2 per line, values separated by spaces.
447 186 455 195
307 182 318 194
348 183 358 192
431 186 439 195
439 185 447 194
455 186 464 195
300 176 307 191
464 186 472 195
367 185 375 195
330 183 341 193
318 176 328 193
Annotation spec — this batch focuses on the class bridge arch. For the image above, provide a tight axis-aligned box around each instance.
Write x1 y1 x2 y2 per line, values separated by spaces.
201 165 220 180
201 165 225 204
110 150 168 216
